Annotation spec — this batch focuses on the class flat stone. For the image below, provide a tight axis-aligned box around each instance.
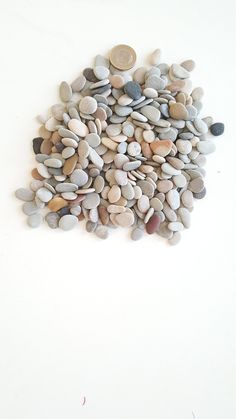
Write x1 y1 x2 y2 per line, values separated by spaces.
115 210 135 227
181 190 193 208
168 231 181 245
83 67 98 82
181 59 195 72
188 177 204 193
124 81 142 100
68 119 88 137
71 75 86 92
157 180 173 193
36 187 53 203
48 197 68 212
146 214 161 234
79 96 97 114
89 147 104 169
121 183 135 200
127 142 141 157
145 75 165 90
191 87 204 101
123 160 141 171
176 139 192 154
193 187 206 199
22 201 39 215
59 81 72 102
150 49 161 66
37 163 51 179
178 207 191 228
27 213 43 228
168 221 184 232
108 185 121 203
210 122 224 136
63 154 78 175
196 140 216 154
59 214 78 230
150 197 163 211
136 180 154 198
140 105 160 123
44 158 63 168
131 227 144 240
45 212 60 229
82 192 100 209
171 63 190 79
169 103 188 120
15 188 35 202
32 137 43 154
95 225 109 239
137 195 150 213
161 163 181 176
114 169 128 186
173 174 187 188
55 183 78 192
94 66 109 80
150 139 172 156
194 118 208 134
166 189 180 210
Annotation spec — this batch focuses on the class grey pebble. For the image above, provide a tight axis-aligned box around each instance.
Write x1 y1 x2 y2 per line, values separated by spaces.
131 227 144 241
27 213 43 228
70 169 88 187
55 183 78 192
22 201 39 215
59 214 78 230
15 188 35 202
82 192 100 209
45 212 60 229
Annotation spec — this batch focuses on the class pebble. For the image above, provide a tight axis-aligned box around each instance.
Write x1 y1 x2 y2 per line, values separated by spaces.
95 225 109 239
59 214 78 231
210 122 224 136
15 188 35 202
146 215 161 234
16 45 223 244
27 213 43 228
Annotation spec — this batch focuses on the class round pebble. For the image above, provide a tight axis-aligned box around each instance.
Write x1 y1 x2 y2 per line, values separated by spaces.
210 122 224 136
59 214 78 231
27 213 43 228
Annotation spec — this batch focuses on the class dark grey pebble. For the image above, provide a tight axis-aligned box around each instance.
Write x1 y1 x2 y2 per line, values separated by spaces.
210 122 224 136
193 187 206 199
32 137 43 154
55 142 65 152
124 81 142 100
58 207 71 217
83 68 99 82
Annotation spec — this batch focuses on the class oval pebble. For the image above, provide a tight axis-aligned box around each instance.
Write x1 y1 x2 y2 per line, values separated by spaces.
131 227 144 241
116 211 134 227
27 213 43 228
36 187 53 203
45 212 60 229
59 214 78 230
15 188 35 202
82 193 100 209
79 96 97 114
95 225 109 239
68 119 88 137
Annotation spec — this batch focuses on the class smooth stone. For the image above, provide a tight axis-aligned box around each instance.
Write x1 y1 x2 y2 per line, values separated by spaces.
36 187 53 203
83 67 98 82
94 66 109 80
82 193 100 209
22 201 39 215
188 177 204 193
191 87 204 101
59 214 78 230
168 231 181 245
171 63 190 79
44 158 63 168
32 137 43 154
70 206 81 216
30 180 44 191
71 75 86 92
176 139 192 154
133 67 147 84
193 187 207 199
178 207 191 228
136 180 154 198
131 227 144 241
106 124 122 137
62 138 78 148
70 169 88 187
95 225 109 239
159 127 177 141
68 119 88 137
181 59 195 72
123 160 141 171
114 104 133 117
115 211 134 227
45 212 60 229
85 133 101 148
58 207 70 217
150 197 163 212
143 87 158 98
173 174 187 188
157 221 173 239
181 190 193 208
157 180 173 193
137 195 150 213
169 103 188 120
107 205 126 214
131 111 148 122
15 188 35 202
166 189 180 210
55 183 78 192
48 197 68 212
78 140 90 158
27 213 43 228
150 140 172 157
127 142 141 157
168 221 184 232
161 163 181 176
121 183 135 200
86 221 97 233
63 154 78 175
61 147 75 159
210 122 224 136
79 96 97 114
196 140 216 154
145 75 165 90
140 105 160 123
114 169 128 186
124 81 142 100
58 127 79 142
89 147 104 169
146 214 161 234
194 118 208 134
108 185 121 203
59 81 72 102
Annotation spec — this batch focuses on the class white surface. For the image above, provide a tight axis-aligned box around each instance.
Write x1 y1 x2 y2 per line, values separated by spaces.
0 0 236 418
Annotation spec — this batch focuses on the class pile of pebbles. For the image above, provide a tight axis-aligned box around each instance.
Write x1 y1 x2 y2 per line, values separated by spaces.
15 44 224 244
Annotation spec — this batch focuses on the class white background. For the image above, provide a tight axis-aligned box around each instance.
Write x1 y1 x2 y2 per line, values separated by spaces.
0 0 236 418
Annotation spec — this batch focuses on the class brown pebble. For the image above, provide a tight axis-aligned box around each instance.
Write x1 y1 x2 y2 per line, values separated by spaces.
169 103 188 120
150 140 172 157
39 125 51 140
40 139 53 154
31 168 44 180
93 107 107 121
69 195 85 207
98 205 109 225
63 154 78 175
146 214 161 234
78 213 85 221
51 131 61 144
141 141 152 159
48 197 68 212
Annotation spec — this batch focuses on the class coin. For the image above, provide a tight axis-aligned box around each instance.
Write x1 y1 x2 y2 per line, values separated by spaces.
109 44 136 71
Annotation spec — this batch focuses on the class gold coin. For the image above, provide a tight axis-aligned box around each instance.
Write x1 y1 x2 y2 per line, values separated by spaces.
109 44 136 71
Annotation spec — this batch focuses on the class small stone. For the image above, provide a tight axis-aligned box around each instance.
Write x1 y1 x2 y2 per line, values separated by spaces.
114 169 128 186
196 140 216 154
181 190 193 208
68 119 88 137
188 177 204 193
146 214 161 234
140 105 160 123
168 221 184 232
115 211 134 227
181 59 195 72
89 148 104 169
191 87 204 101
63 154 78 175
70 169 89 187
45 212 60 229
56 183 78 193
171 63 190 79
131 227 144 241
15 188 35 202
143 88 158 98
210 122 224 136
108 185 121 203
150 140 172 157
48 197 68 212
110 74 125 88
169 103 188 120
59 81 72 102
82 193 100 209
36 187 53 203
161 163 181 176
27 213 43 228
176 139 192 154
178 207 191 228
44 158 63 168
166 189 180 210
95 225 109 239
137 195 150 213
94 66 109 80
124 81 142 100
193 187 206 199
71 75 86 92
137 180 154 198
32 137 43 154
83 67 98 82
79 96 98 114
127 142 141 157
22 201 39 215
59 214 78 230
150 197 163 212
157 180 173 193
168 231 181 245
123 160 141 171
